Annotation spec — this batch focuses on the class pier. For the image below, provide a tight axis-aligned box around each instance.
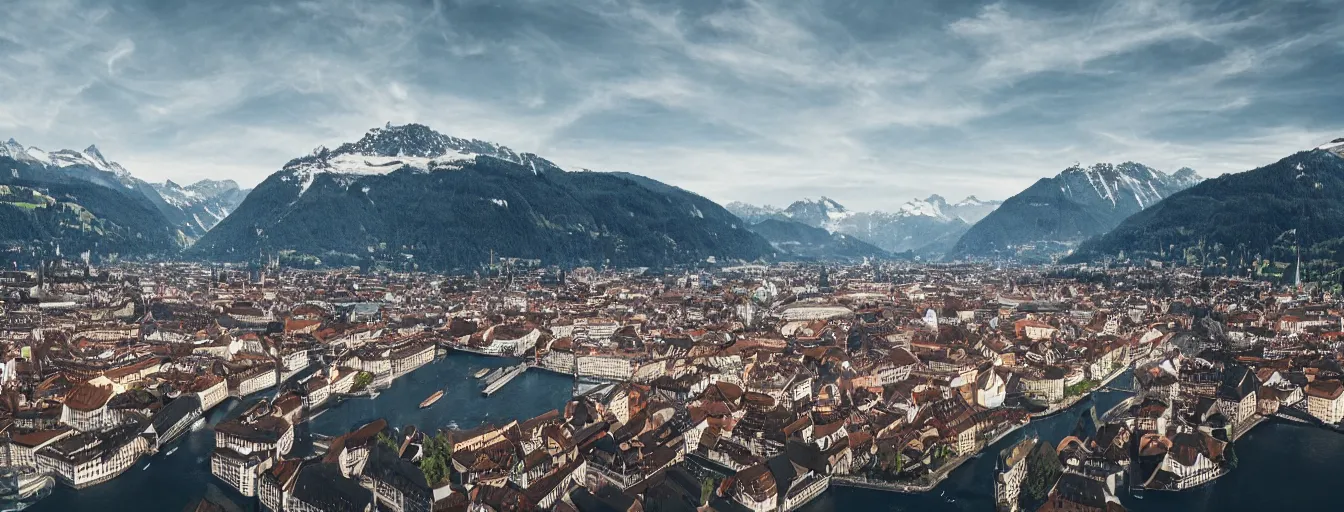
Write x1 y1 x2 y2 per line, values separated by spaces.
482 363 528 396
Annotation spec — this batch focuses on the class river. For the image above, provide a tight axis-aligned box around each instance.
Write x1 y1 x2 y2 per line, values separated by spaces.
26 357 1344 511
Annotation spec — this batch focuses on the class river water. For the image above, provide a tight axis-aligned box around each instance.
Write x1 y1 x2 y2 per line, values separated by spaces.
26 357 1344 511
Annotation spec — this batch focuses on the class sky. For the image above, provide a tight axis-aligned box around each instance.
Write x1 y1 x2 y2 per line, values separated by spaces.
2 0 1342 211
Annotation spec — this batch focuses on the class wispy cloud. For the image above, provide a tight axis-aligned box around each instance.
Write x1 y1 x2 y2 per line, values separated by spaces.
0 0 1340 210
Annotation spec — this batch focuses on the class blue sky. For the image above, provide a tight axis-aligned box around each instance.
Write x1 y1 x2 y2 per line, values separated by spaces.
2 0 1342 210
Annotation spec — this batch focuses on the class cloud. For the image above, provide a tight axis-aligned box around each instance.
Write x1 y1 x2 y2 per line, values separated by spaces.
0 0 1340 210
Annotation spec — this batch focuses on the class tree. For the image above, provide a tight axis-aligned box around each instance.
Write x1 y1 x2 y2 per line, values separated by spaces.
418 432 454 486
352 371 374 392
699 478 714 505
1021 443 1061 508
376 431 399 452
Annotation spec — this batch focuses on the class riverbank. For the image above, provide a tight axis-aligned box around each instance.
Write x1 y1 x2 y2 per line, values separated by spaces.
829 366 1134 495
833 419 1031 494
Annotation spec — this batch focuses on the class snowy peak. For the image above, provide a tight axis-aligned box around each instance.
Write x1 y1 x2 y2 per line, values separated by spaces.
1055 162 1200 210
285 123 565 178
2 139 134 178
897 196 949 219
1 138 28 160
1170 167 1203 189
150 178 249 233
1319 137 1344 158
891 193 1005 224
780 196 853 228
185 179 241 197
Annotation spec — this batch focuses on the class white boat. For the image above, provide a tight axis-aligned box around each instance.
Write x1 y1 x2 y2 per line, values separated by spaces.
142 463 151 470
164 446 178 457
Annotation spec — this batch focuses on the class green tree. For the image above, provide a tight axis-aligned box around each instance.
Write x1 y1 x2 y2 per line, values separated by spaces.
418 432 454 486
351 371 374 392
1021 443 1061 508
376 431 399 452
699 478 714 505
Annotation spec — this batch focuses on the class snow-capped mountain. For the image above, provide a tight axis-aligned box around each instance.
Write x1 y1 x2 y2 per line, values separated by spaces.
1068 145 1344 265
1 140 134 183
0 138 183 258
726 194 1003 258
950 162 1203 261
192 123 772 269
947 195 1002 224
151 179 251 233
280 123 567 197
0 137 241 243
891 194 1003 224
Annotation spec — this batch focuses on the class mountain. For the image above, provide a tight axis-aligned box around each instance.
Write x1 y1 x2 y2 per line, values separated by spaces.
0 139 182 260
1066 144 1344 271
746 218 890 262
151 179 251 233
724 202 787 225
190 124 773 269
0 138 246 245
945 195 1003 224
949 162 1203 261
726 195 1000 258
723 197 850 227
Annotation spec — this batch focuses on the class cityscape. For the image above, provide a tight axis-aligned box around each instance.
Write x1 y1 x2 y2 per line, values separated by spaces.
3 1 1344 511
2 260 1344 511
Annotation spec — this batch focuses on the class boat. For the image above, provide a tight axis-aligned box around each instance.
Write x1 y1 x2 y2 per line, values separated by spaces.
473 368 490 379
164 446 178 457
142 463 151 470
420 390 445 408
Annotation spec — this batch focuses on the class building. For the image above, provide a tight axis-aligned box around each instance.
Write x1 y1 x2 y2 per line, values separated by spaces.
212 412 294 496
35 423 151 489
60 380 115 432
995 438 1035 512
1305 380 1344 425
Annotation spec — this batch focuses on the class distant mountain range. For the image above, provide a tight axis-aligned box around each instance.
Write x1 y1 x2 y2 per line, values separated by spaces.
152 179 252 234
1067 142 1344 271
726 195 1001 258
949 162 1202 261
190 124 774 270
745 218 890 262
0 139 250 261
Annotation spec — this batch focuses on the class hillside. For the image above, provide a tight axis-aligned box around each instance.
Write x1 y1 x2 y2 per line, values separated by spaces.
1066 144 1344 277
746 218 890 262
950 162 1201 261
0 140 182 261
190 124 773 270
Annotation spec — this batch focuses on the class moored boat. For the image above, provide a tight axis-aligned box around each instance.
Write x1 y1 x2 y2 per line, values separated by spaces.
473 368 490 379
420 390 445 408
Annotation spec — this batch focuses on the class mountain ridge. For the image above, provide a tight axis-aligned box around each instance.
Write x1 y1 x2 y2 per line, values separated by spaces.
1065 147 1344 270
191 124 773 270
949 161 1202 261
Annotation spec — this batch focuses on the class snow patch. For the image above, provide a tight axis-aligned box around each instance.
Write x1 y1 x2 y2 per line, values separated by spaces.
897 198 946 219
326 152 476 175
